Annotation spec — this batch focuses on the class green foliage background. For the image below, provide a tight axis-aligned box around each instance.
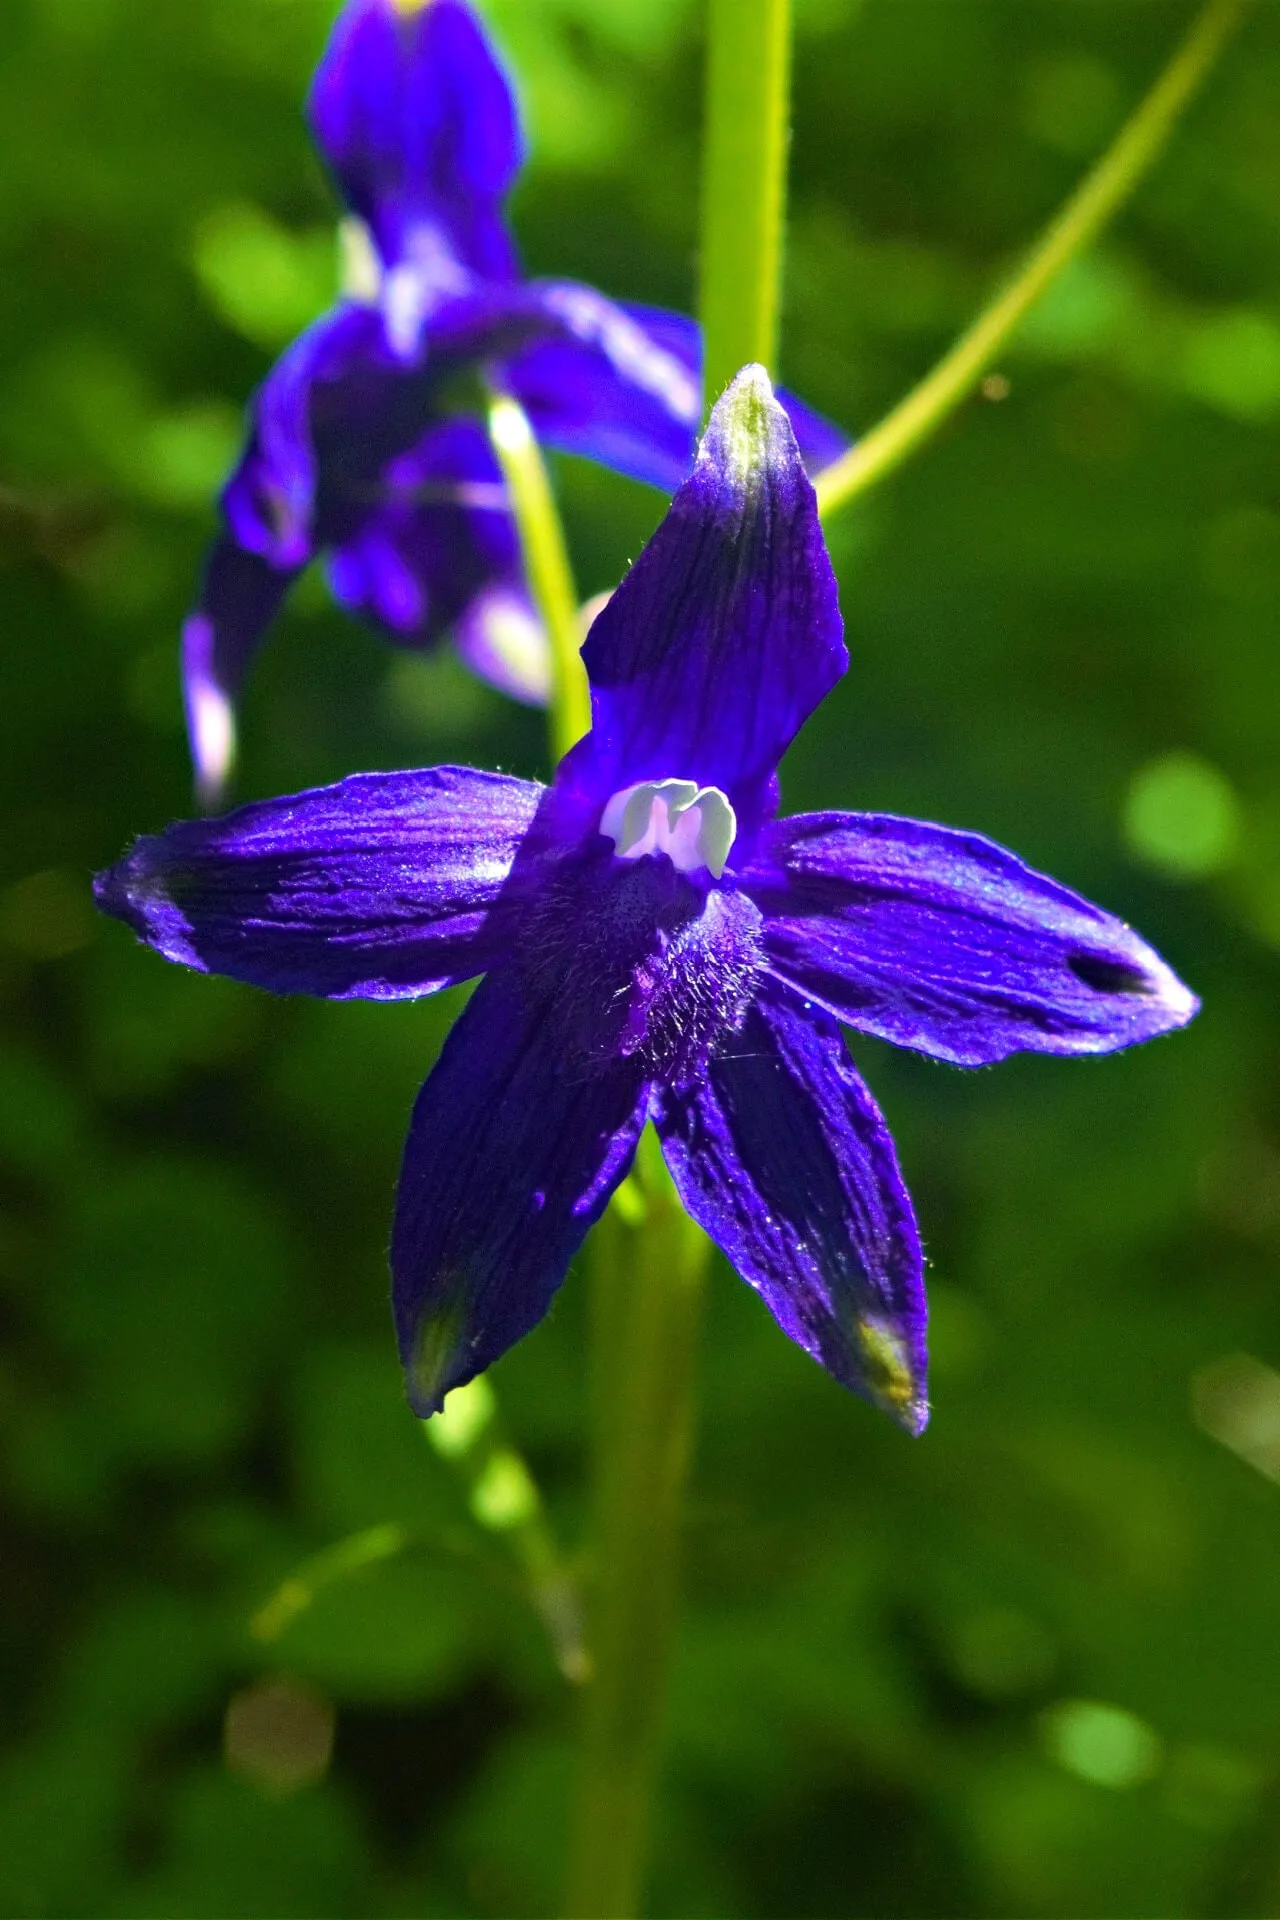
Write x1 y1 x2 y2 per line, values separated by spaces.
1 0 1279 1913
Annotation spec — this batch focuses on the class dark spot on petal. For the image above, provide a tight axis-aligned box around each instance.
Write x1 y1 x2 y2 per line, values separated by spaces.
1068 952 1153 995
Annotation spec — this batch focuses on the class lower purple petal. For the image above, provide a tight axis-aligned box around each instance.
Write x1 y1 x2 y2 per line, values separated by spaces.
654 985 928 1432
743 811 1199 1067
181 539 295 806
94 766 542 1000
324 415 548 703
391 962 648 1414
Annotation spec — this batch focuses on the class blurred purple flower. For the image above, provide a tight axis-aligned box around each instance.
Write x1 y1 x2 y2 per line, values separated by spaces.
101 369 1196 1430
184 0 845 801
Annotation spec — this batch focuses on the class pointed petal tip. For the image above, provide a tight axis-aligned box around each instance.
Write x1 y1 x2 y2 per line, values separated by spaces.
182 612 237 809
403 1289 471 1419
700 363 798 496
854 1312 930 1436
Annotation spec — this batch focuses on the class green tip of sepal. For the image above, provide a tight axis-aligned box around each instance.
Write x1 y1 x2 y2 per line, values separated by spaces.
854 1313 930 1436
407 1289 469 1419
700 362 795 495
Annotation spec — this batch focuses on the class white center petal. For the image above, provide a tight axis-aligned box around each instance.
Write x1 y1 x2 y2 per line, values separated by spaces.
601 778 737 879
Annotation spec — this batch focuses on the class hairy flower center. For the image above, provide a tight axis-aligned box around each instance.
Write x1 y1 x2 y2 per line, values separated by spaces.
601 779 737 879
516 846 762 1082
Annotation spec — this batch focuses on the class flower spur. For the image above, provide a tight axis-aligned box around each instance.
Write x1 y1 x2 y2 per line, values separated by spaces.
101 368 1197 1431
184 0 846 803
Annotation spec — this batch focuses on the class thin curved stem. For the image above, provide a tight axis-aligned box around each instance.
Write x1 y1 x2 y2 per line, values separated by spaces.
486 393 590 761
814 0 1249 520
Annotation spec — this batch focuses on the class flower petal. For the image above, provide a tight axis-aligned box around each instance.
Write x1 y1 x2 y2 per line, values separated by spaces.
744 811 1199 1066
94 767 543 999
502 289 701 491
561 365 846 832
453 582 549 705
221 301 386 568
181 539 295 807
325 414 516 619
653 986 927 1432
391 962 648 1414
504 293 849 492
308 0 521 279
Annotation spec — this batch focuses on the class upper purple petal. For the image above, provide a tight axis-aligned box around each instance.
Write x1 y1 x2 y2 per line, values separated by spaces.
559 365 846 831
308 0 521 279
94 766 543 999
504 294 850 493
742 811 1199 1066
653 983 928 1433
391 959 648 1414
502 290 702 491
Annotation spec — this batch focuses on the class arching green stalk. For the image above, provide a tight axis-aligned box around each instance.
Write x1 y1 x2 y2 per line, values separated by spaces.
814 0 1249 519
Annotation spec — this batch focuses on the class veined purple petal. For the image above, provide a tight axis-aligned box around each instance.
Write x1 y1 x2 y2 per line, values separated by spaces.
182 540 295 806
504 294 850 493
744 811 1199 1066
222 302 386 568
308 0 521 280
561 366 846 833
654 985 927 1433
325 415 548 703
503 289 701 491
392 961 648 1414
94 767 542 999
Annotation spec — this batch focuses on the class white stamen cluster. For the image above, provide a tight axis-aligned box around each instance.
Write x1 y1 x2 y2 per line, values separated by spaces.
601 778 737 880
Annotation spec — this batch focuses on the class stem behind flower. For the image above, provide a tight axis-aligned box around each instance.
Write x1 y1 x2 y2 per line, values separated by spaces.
562 1138 709 1919
486 392 591 761
699 0 793 412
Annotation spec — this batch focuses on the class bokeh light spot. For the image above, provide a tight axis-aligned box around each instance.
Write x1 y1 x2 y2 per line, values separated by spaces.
223 1676 335 1797
1122 752 1240 880
1039 1699 1161 1789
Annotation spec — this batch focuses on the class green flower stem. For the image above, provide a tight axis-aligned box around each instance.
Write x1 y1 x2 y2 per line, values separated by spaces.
699 0 793 410
562 6 795 1908
486 393 591 761
563 1133 710 1920
814 0 1249 520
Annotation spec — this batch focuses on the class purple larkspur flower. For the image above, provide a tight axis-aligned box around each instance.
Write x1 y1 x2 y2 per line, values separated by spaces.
100 369 1197 1432
185 0 845 802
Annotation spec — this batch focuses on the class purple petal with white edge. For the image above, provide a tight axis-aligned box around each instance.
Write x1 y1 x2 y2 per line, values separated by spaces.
743 811 1199 1067
93 767 543 1000
505 294 850 493
454 582 549 705
503 290 702 491
181 539 295 806
654 984 927 1433
560 364 846 831
391 961 648 1414
308 0 521 280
